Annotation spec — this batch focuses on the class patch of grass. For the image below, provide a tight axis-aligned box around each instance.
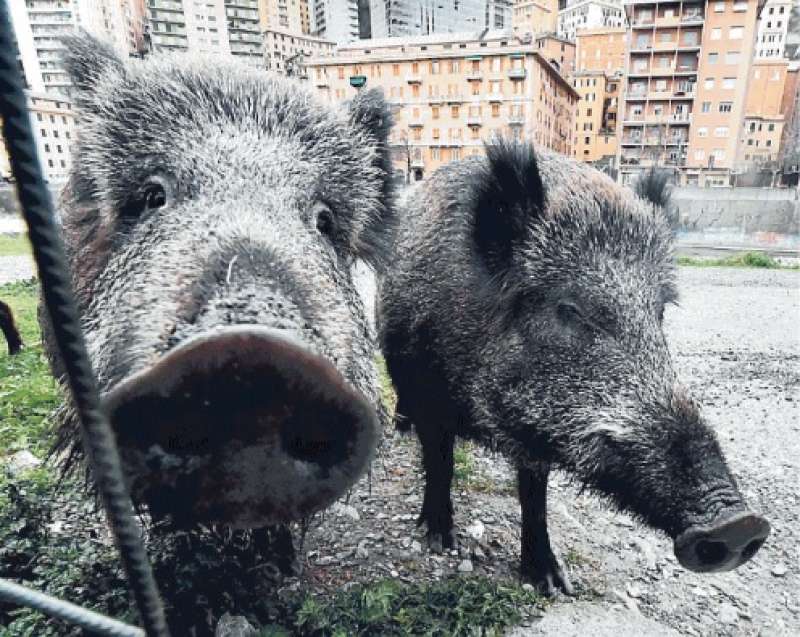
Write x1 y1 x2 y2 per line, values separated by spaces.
285 576 544 636
563 547 588 567
677 251 799 270
453 441 474 485
374 354 397 416
0 280 60 459
0 234 32 257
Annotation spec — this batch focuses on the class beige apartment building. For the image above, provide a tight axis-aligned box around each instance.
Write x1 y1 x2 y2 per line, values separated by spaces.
29 92 76 183
573 70 621 163
575 27 627 72
263 28 335 75
305 32 579 182
619 0 762 187
737 59 790 170
512 0 560 38
534 33 576 75
258 0 310 34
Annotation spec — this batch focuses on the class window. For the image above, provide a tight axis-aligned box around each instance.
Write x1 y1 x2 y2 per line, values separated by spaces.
392 64 399 76
747 138 754 145
768 123 774 132
708 52 718 64
714 2 725 12
733 1 747 10
714 127 729 137
725 51 740 64
722 77 735 89
432 106 439 119
431 147 440 160
430 61 439 74
41 128 46 137
713 149 726 161
719 102 732 113
711 27 722 40
44 143 50 152
36 113 43 121
702 101 711 113
491 103 500 117
412 128 421 141
729 26 743 40
695 149 705 160
471 81 480 96
697 127 708 137
451 106 459 118
432 128 440 139
766 139 772 147
704 78 715 90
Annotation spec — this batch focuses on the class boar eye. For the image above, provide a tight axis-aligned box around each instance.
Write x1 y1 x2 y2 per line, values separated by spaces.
556 301 584 326
144 183 167 211
314 202 336 238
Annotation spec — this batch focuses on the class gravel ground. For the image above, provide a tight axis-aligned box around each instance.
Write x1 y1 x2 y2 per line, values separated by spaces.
0 255 34 285
296 267 800 636
1 255 797 635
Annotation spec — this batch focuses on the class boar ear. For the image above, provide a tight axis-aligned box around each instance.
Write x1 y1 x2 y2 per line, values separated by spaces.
472 140 545 273
61 31 125 101
347 88 396 271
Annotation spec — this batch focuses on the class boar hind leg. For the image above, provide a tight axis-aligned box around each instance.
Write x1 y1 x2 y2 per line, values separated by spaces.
417 422 456 553
518 462 573 596
1 300 23 355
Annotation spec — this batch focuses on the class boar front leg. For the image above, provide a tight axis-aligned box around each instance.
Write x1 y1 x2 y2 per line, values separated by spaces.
518 462 573 596
1 300 23 355
417 422 456 553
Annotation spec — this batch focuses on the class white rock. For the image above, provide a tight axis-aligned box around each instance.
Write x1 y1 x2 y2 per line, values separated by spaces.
215 613 258 637
332 503 360 521
458 559 474 573
317 556 335 566
626 584 642 599
718 602 739 625
6 450 41 476
522 583 535 592
411 541 422 553
356 545 369 560
466 520 485 541
771 563 787 577
390 570 399 578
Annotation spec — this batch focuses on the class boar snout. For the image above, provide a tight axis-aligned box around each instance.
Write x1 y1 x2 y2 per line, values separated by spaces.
674 511 770 573
102 326 378 528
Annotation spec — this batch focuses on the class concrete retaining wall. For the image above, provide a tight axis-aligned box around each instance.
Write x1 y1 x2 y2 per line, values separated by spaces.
670 186 799 251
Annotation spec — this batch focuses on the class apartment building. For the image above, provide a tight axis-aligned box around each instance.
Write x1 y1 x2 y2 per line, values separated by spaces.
735 59 789 173
305 31 579 182
755 0 793 59
312 0 360 43
259 0 309 33
369 0 510 38
263 28 336 75
535 33 576 74
512 1 561 38
618 1 761 187
573 70 621 163
29 92 76 182
9 0 145 98
147 0 262 64
575 26 627 72
558 0 625 41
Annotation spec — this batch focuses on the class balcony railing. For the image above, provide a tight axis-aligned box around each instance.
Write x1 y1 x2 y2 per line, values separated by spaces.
508 114 525 125
466 115 483 126
406 74 422 84
508 68 527 80
466 71 483 81
408 120 424 128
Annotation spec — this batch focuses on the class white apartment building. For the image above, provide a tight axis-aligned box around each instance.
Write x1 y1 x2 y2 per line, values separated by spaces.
369 0 509 38
262 27 335 75
312 0 360 43
147 0 262 64
9 0 145 99
29 92 76 183
558 0 625 41
755 0 793 59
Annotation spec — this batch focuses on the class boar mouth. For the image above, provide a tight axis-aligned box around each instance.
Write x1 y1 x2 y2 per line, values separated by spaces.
102 326 378 528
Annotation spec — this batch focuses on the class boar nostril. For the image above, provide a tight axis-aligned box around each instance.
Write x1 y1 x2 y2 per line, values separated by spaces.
742 538 764 561
695 539 729 566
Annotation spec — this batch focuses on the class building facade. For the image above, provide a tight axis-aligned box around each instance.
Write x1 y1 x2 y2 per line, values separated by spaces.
147 0 262 64
259 0 310 33
573 70 621 163
29 92 76 182
534 32 576 74
575 26 627 72
305 31 578 182
369 0 511 38
312 0 360 43
618 0 763 187
558 0 625 41
263 27 336 75
755 0 793 60
512 0 561 39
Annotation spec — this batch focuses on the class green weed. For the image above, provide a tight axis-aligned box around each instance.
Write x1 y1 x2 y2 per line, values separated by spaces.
677 251 799 269
0 234 32 257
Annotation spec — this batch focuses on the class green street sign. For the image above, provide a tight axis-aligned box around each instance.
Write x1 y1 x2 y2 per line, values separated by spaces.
350 75 367 88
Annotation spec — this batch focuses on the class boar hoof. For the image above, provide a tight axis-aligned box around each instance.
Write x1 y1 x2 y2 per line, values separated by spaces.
425 529 457 554
522 554 573 597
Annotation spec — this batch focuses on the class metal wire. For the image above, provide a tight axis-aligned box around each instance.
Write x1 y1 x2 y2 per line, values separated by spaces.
0 579 145 637
0 5 170 636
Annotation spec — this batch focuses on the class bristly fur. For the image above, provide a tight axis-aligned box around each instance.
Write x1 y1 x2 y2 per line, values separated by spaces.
44 33 397 500
634 167 672 210
380 139 746 563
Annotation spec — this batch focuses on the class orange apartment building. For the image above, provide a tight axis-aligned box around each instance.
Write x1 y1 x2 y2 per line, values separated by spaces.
576 27 628 72
305 32 579 182
618 0 763 187
513 1 561 39
573 70 622 164
534 33 577 75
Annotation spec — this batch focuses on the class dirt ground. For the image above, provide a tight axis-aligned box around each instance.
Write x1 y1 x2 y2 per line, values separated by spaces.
295 266 799 636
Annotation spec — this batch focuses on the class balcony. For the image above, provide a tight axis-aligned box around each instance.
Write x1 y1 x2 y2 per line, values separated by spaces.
407 120 424 128
406 74 422 84
411 157 424 168
315 77 329 87
466 71 483 81
445 94 464 103
508 114 525 126
508 68 527 80
621 138 644 146
466 115 482 126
